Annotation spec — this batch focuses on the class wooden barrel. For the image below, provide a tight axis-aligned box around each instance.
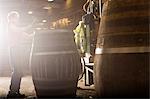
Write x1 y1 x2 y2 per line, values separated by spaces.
30 29 81 97
94 0 149 98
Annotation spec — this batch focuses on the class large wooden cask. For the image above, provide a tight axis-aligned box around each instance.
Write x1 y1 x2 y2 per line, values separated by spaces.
94 0 149 97
30 29 81 97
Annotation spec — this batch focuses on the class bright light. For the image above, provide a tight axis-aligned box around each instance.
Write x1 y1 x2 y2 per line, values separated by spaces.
28 11 33 15
36 27 42 30
43 6 52 10
42 20 47 23
48 0 54 2
0 17 6 48
0 17 3 46
95 47 103 54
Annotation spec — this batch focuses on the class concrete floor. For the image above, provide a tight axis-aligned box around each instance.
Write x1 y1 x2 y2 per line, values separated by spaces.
0 76 96 98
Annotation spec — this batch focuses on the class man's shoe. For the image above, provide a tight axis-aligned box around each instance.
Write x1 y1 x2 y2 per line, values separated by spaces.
7 91 26 98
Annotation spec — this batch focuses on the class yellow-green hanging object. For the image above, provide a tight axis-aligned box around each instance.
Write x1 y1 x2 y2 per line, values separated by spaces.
73 21 86 54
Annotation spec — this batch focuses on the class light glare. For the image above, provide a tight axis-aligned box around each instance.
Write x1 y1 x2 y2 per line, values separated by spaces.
48 0 54 2
42 20 47 23
95 47 102 54
28 11 33 15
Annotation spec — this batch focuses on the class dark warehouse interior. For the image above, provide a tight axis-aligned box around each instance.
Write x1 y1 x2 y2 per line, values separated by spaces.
0 0 149 98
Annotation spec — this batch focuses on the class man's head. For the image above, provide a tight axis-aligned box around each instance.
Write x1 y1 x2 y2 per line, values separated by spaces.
7 11 20 24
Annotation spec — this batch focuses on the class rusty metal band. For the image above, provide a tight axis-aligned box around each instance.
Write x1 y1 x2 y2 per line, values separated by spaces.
95 47 150 54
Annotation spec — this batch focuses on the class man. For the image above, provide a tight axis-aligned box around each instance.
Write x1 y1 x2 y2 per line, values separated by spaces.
7 11 34 98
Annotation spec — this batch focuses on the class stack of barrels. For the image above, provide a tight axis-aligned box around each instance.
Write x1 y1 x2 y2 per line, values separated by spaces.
94 0 149 98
